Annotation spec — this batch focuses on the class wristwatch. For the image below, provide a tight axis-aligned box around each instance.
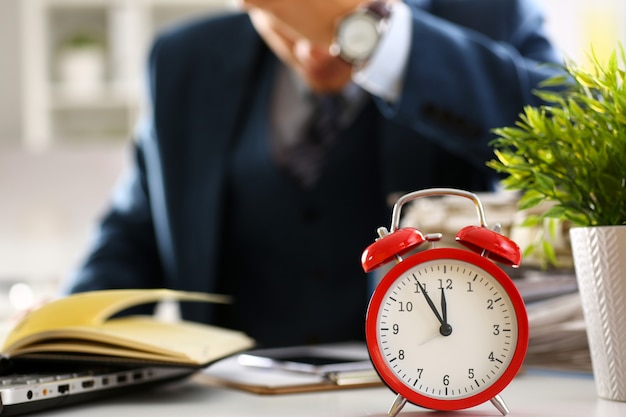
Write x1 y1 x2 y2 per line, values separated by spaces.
330 1 391 66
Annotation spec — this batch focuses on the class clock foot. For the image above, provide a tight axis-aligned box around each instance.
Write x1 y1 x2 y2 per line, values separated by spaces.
490 395 509 416
388 393 407 417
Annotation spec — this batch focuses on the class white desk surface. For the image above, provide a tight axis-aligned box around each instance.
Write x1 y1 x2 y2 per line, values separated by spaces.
33 368 626 417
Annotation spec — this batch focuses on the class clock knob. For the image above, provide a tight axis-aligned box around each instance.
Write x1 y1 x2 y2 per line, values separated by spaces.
361 227 426 272
455 225 521 267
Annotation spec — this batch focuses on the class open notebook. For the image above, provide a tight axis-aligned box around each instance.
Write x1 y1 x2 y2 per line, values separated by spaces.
0 359 195 416
0 289 255 415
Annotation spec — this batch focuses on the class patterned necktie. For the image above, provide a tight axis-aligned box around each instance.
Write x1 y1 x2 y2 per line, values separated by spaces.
286 94 344 187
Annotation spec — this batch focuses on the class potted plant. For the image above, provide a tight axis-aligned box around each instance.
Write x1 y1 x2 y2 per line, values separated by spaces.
57 32 106 100
488 44 626 401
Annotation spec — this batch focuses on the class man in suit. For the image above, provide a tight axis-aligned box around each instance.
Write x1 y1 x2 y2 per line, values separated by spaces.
63 0 561 347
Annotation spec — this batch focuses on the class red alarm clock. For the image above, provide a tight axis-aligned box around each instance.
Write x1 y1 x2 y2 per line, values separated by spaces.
361 188 527 416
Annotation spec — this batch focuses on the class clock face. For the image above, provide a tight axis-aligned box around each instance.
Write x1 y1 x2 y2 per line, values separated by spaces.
366 247 528 411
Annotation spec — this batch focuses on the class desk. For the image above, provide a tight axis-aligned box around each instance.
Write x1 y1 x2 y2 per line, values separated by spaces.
32 369 626 417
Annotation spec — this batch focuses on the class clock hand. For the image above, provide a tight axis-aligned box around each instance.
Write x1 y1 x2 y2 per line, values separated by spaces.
416 281 449 336
417 332 439 346
418 285 452 346
439 287 452 336
441 288 447 323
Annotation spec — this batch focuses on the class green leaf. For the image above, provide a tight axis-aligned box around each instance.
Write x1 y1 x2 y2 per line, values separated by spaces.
533 90 566 106
522 243 537 259
542 240 558 266
538 74 570 88
547 218 559 240
519 214 543 227
518 191 546 210
532 172 556 192
542 205 567 220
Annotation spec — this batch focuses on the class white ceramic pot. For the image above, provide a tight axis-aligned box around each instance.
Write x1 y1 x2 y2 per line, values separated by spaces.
58 47 105 100
570 225 626 401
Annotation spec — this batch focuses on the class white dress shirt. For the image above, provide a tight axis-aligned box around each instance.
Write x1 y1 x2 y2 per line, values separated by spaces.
354 1 412 102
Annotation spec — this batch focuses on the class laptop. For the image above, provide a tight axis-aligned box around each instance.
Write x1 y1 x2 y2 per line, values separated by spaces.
0 359 196 416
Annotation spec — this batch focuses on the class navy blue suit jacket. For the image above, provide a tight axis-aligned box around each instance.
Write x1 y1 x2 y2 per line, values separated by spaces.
64 0 561 326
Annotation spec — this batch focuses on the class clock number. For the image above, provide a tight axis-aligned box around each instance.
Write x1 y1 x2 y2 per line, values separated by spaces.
414 281 427 294
493 324 500 335
392 323 399 334
489 351 504 364
416 368 423 380
398 350 405 360
468 368 475 379
487 299 494 310
438 279 453 290
443 374 450 386
466 282 474 292
398 301 413 312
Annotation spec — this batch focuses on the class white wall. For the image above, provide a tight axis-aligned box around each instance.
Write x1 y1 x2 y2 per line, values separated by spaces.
540 0 626 66
0 145 127 317
0 0 22 142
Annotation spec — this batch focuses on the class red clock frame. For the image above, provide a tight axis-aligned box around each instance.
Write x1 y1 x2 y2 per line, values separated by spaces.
365 247 529 411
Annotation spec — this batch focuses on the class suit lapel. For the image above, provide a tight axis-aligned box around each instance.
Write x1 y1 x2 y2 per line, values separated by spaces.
164 17 271 292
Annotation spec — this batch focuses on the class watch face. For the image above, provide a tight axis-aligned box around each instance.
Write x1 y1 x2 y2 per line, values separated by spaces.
366 248 528 411
337 14 380 61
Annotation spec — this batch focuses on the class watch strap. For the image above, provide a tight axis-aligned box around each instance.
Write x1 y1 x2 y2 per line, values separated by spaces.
366 0 392 21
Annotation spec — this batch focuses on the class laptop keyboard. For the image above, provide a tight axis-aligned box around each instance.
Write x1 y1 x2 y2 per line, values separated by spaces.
0 360 195 416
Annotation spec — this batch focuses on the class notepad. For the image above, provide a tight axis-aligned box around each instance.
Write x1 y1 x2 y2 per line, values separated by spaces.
196 342 382 394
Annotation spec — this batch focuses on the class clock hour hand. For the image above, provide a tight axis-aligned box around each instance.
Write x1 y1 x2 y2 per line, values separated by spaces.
439 287 452 336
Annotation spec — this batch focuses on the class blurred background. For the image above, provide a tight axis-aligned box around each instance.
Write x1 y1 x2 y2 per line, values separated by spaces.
0 0 624 317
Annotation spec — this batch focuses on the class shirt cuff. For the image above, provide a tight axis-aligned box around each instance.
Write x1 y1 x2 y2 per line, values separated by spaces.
353 1 412 102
